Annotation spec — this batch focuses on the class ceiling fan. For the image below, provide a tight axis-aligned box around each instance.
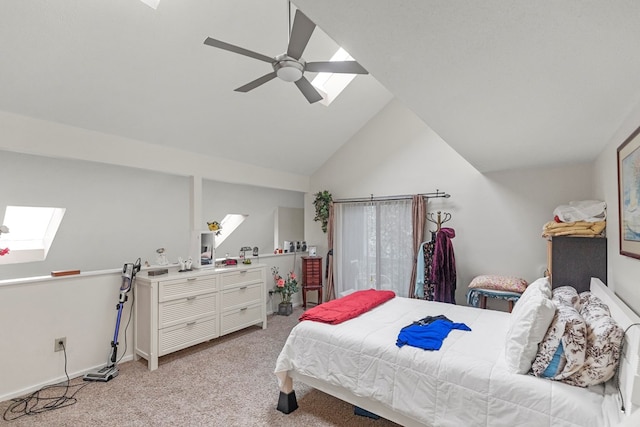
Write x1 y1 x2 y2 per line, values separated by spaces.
203 9 368 104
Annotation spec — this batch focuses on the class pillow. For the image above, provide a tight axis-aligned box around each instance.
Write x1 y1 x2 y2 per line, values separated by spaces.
531 295 586 379
541 343 564 377
468 275 528 293
527 277 552 298
504 285 556 374
510 277 552 320
552 286 580 309
563 292 624 387
578 291 611 318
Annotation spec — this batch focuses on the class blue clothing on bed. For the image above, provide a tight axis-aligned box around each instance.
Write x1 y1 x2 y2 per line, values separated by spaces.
396 318 471 350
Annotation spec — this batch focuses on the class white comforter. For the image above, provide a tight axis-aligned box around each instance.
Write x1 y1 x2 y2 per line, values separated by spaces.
275 297 620 427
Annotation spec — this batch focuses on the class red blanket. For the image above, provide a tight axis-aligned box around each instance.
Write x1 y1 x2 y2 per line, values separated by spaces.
299 289 396 324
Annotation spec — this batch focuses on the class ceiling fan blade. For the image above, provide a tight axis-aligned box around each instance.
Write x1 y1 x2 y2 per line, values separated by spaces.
305 61 368 74
204 37 274 63
294 77 323 104
287 9 315 60
234 72 277 93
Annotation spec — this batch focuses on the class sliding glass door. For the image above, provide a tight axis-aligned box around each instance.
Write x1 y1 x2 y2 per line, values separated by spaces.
334 200 413 297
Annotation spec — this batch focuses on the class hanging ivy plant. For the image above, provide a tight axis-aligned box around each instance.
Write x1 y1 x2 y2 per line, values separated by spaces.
313 190 333 233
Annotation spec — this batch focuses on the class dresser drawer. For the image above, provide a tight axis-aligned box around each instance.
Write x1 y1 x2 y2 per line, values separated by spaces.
158 315 218 356
220 269 263 289
220 303 262 335
159 275 217 302
159 293 217 328
220 282 262 311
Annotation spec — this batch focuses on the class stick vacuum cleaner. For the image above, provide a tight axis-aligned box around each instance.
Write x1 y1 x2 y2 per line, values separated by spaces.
84 258 141 382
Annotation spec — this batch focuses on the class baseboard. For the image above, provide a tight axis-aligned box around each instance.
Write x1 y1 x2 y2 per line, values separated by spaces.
0 354 134 402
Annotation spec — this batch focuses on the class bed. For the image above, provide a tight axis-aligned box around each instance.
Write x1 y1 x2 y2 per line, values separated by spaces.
275 278 640 426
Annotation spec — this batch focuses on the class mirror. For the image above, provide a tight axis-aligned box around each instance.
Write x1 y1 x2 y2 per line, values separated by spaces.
274 207 304 251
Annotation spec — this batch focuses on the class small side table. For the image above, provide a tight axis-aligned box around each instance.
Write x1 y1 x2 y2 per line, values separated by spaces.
301 256 323 308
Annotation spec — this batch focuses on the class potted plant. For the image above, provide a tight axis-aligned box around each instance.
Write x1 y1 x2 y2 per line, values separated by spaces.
271 266 299 315
313 190 332 233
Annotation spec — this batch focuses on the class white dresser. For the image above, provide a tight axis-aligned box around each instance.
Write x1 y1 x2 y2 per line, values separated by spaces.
134 264 267 370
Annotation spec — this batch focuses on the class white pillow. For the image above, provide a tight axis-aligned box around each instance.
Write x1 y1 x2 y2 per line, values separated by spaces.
505 286 556 374
527 277 552 297
510 277 551 321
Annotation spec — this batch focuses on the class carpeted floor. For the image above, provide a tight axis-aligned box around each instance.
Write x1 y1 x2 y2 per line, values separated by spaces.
1 308 400 426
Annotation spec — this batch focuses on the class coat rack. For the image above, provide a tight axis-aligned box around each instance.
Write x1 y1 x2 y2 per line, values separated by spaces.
427 211 451 232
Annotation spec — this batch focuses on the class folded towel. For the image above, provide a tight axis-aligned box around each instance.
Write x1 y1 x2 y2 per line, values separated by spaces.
542 220 606 238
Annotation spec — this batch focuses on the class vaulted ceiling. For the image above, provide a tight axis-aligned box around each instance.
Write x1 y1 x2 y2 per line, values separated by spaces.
2 1 640 176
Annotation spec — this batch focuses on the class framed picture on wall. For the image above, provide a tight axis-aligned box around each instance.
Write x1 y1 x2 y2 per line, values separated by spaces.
617 125 640 259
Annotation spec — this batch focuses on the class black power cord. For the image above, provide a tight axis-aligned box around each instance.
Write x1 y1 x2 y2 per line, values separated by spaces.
3 342 89 421
616 322 640 414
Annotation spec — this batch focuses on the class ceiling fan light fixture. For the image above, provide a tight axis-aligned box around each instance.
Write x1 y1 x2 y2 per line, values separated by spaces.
274 60 304 82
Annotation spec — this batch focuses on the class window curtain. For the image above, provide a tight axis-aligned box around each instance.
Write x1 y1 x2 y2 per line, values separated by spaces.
334 199 413 297
325 201 336 301
408 195 426 298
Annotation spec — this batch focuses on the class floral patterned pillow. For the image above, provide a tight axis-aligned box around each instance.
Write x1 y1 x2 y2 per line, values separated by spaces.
577 291 611 318
531 291 586 379
563 292 624 387
468 275 528 293
552 286 580 309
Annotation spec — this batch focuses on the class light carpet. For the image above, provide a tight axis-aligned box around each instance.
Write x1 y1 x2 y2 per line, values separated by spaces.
1 307 400 426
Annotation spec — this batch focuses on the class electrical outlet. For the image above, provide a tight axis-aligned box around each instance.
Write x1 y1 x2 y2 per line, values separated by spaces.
54 337 66 352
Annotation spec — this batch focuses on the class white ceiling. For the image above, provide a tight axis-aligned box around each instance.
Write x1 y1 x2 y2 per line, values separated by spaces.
0 0 392 176
295 0 640 172
2 1 640 176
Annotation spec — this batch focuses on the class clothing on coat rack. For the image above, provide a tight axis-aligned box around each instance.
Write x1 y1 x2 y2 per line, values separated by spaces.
414 240 436 300
431 227 456 304
424 240 436 300
415 211 455 302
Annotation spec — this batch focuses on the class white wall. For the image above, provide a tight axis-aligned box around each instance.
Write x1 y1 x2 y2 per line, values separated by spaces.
0 151 191 280
202 180 304 257
0 110 309 192
594 100 640 315
308 99 597 305
0 272 126 401
0 151 306 280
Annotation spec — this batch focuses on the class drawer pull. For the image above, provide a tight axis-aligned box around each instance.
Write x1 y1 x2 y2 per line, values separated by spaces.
240 307 248 311
239 286 247 290
187 278 197 281
186 296 196 301
186 321 196 326
239 270 248 274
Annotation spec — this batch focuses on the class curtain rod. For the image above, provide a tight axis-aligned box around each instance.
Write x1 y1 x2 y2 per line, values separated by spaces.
333 190 450 204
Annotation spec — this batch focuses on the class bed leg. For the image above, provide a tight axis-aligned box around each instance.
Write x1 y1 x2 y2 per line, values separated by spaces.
276 390 298 414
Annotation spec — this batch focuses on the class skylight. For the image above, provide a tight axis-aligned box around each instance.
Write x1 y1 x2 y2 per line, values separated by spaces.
0 206 66 265
214 213 248 249
139 0 160 10
311 48 359 106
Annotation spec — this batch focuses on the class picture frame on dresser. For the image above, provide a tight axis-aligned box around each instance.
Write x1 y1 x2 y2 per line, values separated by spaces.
617 124 640 259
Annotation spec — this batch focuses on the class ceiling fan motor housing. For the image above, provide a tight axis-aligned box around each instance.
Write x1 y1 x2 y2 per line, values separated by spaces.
274 55 305 82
